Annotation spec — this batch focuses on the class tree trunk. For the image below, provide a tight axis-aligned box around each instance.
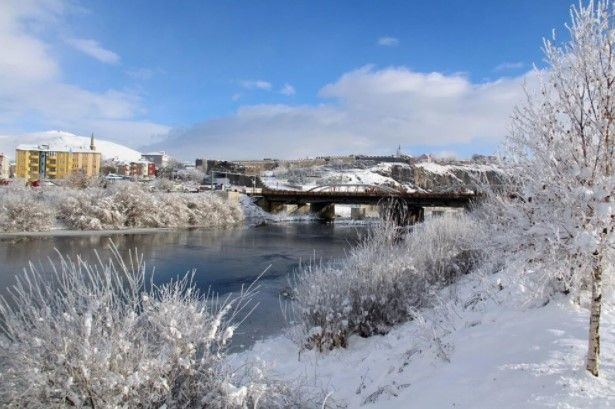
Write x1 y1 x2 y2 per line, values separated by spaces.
586 262 603 377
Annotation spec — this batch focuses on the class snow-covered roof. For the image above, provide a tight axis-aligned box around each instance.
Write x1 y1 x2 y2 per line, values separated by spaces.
16 144 96 154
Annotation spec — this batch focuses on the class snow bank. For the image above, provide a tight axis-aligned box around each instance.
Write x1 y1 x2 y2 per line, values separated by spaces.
234 273 614 408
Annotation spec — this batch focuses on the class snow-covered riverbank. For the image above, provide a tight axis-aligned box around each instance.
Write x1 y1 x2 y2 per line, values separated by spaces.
232 272 614 408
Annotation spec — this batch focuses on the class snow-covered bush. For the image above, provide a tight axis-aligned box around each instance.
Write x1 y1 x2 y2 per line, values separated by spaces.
57 182 243 230
58 187 127 230
153 177 178 192
60 170 102 189
0 246 296 408
406 212 480 288
290 214 479 351
0 187 55 232
176 168 206 183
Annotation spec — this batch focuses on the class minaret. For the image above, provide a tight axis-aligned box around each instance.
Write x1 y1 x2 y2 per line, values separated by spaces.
90 133 96 151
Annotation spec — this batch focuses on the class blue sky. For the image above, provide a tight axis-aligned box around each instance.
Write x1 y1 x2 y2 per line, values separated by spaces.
0 0 573 159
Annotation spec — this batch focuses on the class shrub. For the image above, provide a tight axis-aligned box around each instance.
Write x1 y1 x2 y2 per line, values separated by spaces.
153 177 177 193
290 213 479 351
57 183 243 230
0 187 55 232
60 170 102 189
0 245 294 408
57 188 126 230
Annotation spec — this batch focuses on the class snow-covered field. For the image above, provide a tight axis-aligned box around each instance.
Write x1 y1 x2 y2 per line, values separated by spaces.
234 273 614 408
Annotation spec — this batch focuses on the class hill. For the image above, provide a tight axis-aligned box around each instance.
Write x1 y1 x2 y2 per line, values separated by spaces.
0 131 142 162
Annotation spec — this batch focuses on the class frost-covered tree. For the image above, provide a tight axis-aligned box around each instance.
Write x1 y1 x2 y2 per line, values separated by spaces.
484 1 614 376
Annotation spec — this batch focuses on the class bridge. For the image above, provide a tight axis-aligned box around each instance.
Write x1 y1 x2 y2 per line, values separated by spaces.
253 185 480 224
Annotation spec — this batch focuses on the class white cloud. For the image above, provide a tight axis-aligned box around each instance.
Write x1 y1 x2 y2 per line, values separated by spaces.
495 61 525 71
378 36 399 47
239 80 272 90
126 68 154 80
280 83 295 96
151 66 537 160
0 0 169 148
65 37 120 64
0 0 62 83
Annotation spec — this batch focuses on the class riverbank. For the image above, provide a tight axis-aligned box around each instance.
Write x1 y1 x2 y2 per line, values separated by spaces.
0 218 379 239
232 272 615 408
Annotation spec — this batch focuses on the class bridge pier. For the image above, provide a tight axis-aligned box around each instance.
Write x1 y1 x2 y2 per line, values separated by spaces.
311 203 336 222
257 198 286 213
287 203 310 215
351 206 366 220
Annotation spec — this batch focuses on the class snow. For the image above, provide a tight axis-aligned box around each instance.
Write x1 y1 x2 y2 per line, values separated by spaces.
260 165 406 192
259 160 501 194
415 161 504 176
232 274 614 408
0 130 142 162
415 161 452 175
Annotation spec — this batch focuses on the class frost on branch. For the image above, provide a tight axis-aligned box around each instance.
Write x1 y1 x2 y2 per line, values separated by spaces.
0 245 295 408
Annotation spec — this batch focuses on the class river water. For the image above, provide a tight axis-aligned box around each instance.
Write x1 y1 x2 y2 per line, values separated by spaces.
0 223 369 349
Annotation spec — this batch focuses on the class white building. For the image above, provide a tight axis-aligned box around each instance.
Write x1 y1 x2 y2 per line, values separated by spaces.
0 153 11 179
141 151 170 169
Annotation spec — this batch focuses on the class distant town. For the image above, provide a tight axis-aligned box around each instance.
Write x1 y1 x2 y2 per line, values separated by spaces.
0 133 499 196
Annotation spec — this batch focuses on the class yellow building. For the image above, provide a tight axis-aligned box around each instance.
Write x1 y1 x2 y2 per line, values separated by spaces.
15 134 101 181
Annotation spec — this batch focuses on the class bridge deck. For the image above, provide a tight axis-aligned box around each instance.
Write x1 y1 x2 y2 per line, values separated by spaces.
258 188 479 207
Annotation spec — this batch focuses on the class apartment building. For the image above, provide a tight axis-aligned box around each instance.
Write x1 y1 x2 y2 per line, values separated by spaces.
117 160 156 178
15 134 101 181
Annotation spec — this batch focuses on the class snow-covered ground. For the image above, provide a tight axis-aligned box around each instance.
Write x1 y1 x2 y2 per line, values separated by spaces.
0 130 142 162
413 160 502 177
260 164 408 192
233 274 614 408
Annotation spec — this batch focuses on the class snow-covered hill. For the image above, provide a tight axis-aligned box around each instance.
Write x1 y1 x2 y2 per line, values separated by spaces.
260 160 504 193
0 131 142 162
